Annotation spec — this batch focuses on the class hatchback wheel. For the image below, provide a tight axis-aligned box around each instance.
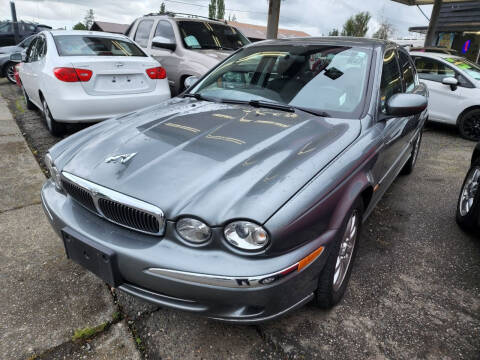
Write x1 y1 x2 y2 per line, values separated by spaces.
5 62 16 84
42 98 65 137
456 160 480 232
314 198 363 308
458 109 480 142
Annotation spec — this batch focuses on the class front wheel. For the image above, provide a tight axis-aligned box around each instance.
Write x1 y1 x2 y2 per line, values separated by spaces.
313 198 364 309
42 97 65 137
458 109 480 142
456 160 480 233
4 62 16 84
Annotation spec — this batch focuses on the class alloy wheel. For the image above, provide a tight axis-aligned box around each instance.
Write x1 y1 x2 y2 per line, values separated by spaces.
6 63 16 83
459 167 480 217
462 113 480 141
333 210 359 291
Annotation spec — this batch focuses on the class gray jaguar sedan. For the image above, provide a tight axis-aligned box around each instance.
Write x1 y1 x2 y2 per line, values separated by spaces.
41 37 428 323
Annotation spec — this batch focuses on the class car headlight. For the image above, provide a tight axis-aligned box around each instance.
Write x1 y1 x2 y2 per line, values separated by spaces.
45 153 62 191
176 218 211 244
224 221 269 251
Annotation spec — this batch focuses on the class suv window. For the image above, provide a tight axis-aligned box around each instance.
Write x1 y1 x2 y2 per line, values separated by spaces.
134 20 154 48
414 57 455 82
380 49 402 113
0 22 12 33
177 21 249 50
154 20 175 42
398 51 415 92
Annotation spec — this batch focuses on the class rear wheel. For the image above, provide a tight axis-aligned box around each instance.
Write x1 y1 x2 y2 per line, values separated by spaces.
313 198 363 309
458 109 480 141
23 87 35 110
4 62 16 84
42 97 65 137
456 159 480 233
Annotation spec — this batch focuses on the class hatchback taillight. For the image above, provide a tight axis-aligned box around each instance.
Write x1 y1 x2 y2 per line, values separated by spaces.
146 66 167 79
53 67 93 82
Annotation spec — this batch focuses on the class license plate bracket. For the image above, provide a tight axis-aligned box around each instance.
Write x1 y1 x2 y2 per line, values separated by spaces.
62 230 122 287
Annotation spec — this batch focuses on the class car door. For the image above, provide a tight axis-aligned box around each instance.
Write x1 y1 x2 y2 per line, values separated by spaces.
21 36 39 102
28 34 47 105
413 56 472 125
150 20 180 91
373 48 412 191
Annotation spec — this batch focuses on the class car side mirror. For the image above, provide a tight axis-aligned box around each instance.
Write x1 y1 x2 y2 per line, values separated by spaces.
184 75 199 89
151 36 176 51
386 93 427 117
442 77 458 91
10 52 24 62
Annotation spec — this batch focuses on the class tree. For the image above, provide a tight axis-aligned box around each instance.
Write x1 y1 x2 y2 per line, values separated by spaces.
373 20 394 40
159 2 166 14
328 28 339 36
83 9 95 30
208 0 216 19
217 0 225 20
341 11 371 37
73 22 87 30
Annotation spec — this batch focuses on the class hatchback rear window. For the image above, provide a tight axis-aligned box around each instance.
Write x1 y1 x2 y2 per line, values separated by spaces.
54 35 147 57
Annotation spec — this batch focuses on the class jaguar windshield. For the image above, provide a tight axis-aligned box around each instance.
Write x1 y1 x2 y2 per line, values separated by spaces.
189 45 372 118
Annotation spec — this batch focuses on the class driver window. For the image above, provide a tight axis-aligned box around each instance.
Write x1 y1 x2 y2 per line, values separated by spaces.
380 49 402 113
154 20 175 42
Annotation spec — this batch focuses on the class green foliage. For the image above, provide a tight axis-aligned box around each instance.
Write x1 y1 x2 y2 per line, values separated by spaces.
73 22 87 30
328 28 339 36
83 9 95 30
217 0 225 20
341 11 371 37
208 0 216 19
72 322 107 341
160 2 166 14
373 20 394 40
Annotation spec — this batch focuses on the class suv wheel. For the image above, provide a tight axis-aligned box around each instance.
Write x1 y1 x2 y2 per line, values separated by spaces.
456 159 480 232
458 109 480 141
42 97 65 136
313 197 363 309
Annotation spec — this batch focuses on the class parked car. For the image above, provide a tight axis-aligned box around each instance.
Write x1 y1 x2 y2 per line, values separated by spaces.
410 51 480 141
126 13 250 95
0 20 51 46
41 38 428 323
12 30 171 136
457 142 480 233
410 47 459 56
0 35 34 83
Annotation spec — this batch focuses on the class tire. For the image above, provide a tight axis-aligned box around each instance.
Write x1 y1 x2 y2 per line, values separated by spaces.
458 109 480 142
401 131 422 175
456 159 480 233
313 197 364 309
23 87 36 110
4 62 16 84
41 97 65 137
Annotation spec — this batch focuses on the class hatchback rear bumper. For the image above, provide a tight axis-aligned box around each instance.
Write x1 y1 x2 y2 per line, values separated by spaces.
41 180 336 323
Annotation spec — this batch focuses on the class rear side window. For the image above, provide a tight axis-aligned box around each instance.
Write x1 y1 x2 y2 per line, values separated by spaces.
398 51 415 92
154 20 175 42
26 37 39 62
414 57 455 82
53 35 147 57
134 20 154 48
380 49 402 113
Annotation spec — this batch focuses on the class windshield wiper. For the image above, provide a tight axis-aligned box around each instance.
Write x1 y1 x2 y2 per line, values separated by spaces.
248 100 295 112
183 93 216 102
291 106 331 118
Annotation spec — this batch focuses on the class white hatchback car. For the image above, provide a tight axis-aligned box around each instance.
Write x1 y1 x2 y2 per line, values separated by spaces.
13 30 171 136
410 51 480 141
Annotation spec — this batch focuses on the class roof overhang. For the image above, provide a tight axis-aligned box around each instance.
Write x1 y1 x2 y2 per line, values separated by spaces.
391 0 469 5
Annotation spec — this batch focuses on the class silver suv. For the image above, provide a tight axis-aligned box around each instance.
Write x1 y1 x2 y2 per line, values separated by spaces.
126 13 250 95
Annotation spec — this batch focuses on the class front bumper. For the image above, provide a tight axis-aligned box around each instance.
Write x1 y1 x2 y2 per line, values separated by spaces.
41 180 337 323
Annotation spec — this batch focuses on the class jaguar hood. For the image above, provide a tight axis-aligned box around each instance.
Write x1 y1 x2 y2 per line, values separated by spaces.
56 99 361 225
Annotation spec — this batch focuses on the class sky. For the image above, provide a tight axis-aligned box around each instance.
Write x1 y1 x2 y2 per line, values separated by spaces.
1 0 433 38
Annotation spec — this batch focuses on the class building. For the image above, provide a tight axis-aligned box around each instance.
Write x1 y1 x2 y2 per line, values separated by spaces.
393 0 480 62
90 21 129 34
227 21 309 42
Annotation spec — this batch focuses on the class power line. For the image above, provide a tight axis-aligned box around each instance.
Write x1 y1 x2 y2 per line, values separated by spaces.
416 5 430 21
162 0 267 15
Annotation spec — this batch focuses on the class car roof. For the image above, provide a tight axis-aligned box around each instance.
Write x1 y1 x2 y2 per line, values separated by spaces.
409 51 465 61
47 30 129 39
139 14 228 26
245 36 394 49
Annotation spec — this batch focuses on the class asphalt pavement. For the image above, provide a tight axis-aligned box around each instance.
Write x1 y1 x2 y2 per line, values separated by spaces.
1 79 478 360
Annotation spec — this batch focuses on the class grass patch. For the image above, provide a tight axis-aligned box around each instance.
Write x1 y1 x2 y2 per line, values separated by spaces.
112 311 122 322
15 98 24 113
72 322 108 341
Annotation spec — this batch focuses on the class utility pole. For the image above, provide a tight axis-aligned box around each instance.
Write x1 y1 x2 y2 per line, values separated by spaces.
425 0 442 47
10 0 20 45
266 0 281 39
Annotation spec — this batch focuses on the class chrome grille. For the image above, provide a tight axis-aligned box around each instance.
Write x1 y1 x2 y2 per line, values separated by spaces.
61 172 165 236
62 180 97 213
98 198 160 234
